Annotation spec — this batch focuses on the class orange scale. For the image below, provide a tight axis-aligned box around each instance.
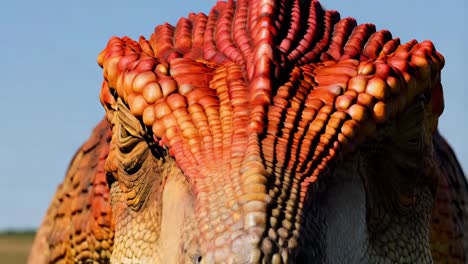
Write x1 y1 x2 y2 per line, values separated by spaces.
346 104 368 123
324 126 337 136
132 71 157 93
341 120 359 139
348 75 369 93
181 125 199 140
419 41 435 52
276 86 293 97
117 54 139 72
122 47 136 57
142 106 155 126
155 64 169 77
331 110 348 120
178 74 214 88
138 36 155 57
104 48 123 62
318 105 334 116
387 56 409 73
167 129 184 147
166 51 183 62
321 132 334 142
178 83 194 95
125 93 136 108
315 64 357 77
130 95 147 117
304 98 324 111
107 36 123 45
273 97 289 108
268 114 281 125
394 48 410 60
211 70 227 83
300 108 317 121
154 101 172 119
99 82 115 107
159 78 177 97
198 95 220 108
372 102 389 124
103 56 122 86
339 59 360 67
121 71 138 97
187 137 201 151
410 52 431 80
335 94 355 111
337 132 350 146
231 95 249 107
381 38 400 55
185 88 214 105
167 93 188 110
365 77 390 101
327 117 344 130
142 82 162 104
188 103 207 119
114 72 125 91
152 119 166 139
250 73 272 93
134 59 157 73
164 122 180 140
106 43 124 54
357 92 376 108
343 89 358 99
314 74 350 87
313 146 325 157
357 62 376 75
309 89 338 106
309 119 326 133
171 108 190 122
386 76 401 95
374 62 391 79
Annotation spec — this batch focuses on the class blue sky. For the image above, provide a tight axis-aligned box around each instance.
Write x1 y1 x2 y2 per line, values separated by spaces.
0 1 465 229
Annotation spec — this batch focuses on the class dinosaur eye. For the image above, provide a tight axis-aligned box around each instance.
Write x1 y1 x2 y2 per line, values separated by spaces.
119 123 131 140
117 123 142 154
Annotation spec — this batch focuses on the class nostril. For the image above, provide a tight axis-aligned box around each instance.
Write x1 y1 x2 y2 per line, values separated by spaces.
195 256 203 264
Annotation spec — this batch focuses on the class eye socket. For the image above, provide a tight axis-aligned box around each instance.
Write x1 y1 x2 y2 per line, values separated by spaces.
119 123 131 139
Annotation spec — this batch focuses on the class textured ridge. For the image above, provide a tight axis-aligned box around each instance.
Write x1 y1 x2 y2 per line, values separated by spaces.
96 0 445 261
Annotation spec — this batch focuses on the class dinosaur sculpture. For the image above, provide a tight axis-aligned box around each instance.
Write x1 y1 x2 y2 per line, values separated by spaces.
29 0 468 263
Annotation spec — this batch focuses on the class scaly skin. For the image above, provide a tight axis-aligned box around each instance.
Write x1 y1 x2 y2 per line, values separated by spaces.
30 1 467 263
29 119 114 263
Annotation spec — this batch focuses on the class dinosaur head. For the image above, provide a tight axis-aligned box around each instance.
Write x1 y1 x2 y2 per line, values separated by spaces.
98 1 444 263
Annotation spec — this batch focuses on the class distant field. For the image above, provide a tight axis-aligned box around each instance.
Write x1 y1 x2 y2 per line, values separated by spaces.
0 231 35 264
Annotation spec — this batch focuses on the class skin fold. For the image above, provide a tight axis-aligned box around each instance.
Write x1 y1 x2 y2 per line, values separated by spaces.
29 0 468 263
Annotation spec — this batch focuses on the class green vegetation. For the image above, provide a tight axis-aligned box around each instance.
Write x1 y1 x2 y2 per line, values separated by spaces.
0 230 36 264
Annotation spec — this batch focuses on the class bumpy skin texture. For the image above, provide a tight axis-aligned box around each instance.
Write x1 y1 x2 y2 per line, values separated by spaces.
29 119 114 263
30 1 467 263
430 132 468 262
